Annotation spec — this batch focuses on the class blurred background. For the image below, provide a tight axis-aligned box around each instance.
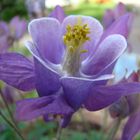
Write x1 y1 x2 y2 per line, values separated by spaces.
0 0 140 140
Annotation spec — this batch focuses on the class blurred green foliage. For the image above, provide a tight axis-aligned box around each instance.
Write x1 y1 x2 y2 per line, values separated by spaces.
61 129 106 140
136 134 140 140
0 0 27 21
0 127 16 140
65 2 114 21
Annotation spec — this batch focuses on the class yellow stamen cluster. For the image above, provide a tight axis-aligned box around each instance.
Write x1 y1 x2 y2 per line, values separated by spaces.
63 24 90 52
62 23 90 76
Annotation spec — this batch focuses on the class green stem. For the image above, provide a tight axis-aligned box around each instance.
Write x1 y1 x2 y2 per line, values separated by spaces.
0 111 25 140
79 109 90 140
106 117 122 140
79 109 89 132
99 109 108 140
55 123 62 140
0 89 17 126
0 89 25 140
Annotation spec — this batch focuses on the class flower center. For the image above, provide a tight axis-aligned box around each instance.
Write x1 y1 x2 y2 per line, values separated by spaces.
63 24 90 49
62 23 90 76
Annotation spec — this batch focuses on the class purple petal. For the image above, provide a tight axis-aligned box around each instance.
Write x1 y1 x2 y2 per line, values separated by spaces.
114 2 126 19
61 74 114 110
9 16 20 37
16 19 27 39
16 95 74 122
86 13 132 63
103 9 115 28
0 53 35 91
101 13 133 40
61 78 92 110
61 15 103 59
10 16 19 26
95 61 116 81
85 82 140 111
25 41 61 96
0 36 9 53
16 96 54 120
28 17 64 64
82 34 127 75
0 21 9 36
121 108 140 140
49 5 66 23
13 20 26 40
10 16 27 40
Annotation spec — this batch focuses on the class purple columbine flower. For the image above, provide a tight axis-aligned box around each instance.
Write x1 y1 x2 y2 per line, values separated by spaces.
9 16 27 40
25 0 46 19
0 16 27 53
109 71 140 140
0 7 140 127
0 21 11 53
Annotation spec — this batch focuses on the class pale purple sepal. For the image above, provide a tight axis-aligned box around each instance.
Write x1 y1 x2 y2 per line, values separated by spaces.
84 82 140 111
61 74 114 110
16 94 74 127
103 2 127 28
49 5 66 23
101 13 133 40
25 41 61 96
103 9 115 28
34 58 61 96
0 53 35 91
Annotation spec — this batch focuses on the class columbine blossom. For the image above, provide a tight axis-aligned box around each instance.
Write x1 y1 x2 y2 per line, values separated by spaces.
109 71 140 140
0 7 140 127
0 16 27 53
25 0 45 19
0 21 10 53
